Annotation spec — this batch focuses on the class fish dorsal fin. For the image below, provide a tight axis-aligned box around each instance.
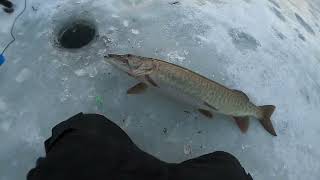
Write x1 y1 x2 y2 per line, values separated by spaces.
232 89 249 100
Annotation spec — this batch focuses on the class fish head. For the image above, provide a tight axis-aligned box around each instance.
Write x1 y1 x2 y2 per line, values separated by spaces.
106 54 143 72
106 54 154 76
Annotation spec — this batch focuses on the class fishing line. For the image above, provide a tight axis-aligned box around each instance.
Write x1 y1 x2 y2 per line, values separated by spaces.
0 0 27 65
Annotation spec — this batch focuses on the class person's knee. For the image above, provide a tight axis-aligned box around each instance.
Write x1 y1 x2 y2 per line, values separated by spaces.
81 113 112 122
212 151 252 179
212 151 241 162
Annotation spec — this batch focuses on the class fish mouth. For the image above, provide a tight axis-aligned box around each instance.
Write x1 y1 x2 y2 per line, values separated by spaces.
106 54 129 65
107 54 122 58
107 54 134 58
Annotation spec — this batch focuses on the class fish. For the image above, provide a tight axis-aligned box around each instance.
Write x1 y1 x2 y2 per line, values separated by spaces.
105 54 277 136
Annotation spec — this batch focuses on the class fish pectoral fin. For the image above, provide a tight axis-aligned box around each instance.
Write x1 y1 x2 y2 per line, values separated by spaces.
198 109 213 118
233 116 250 133
132 64 154 76
203 102 218 111
127 82 148 94
145 75 159 87
132 69 151 76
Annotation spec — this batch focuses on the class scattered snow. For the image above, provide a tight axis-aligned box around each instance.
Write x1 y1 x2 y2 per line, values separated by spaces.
184 144 192 155
111 14 120 18
131 29 140 35
167 50 189 64
74 69 87 76
123 20 129 27
15 68 32 83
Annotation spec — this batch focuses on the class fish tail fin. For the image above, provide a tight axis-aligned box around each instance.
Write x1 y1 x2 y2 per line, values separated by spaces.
258 105 277 136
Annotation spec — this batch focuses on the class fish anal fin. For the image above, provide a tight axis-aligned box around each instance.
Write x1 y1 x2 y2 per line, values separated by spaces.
127 82 148 94
198 109 213 118
232 89 249 100
233 116 250 133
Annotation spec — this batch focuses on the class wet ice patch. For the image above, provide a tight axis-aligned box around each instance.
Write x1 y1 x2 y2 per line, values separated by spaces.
299 88 311 104
194 35 210 43
169 1 180 5
194 0 207 6
295 13 315 35
0 98 7 111
269 7 286 22
228 28 261 51
107 26 119 34
15 68 32 83
123 20 129 27
111 14 119 18
268 0 281 9
295 29 307 41
59 88 72 102
298 33 306 41
74 63 99 78
22 125 43 147
74 69 87 76
272 27 286 40
0 121 11 132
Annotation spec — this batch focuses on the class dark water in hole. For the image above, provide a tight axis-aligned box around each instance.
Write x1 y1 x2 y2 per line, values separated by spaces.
58 23 96 49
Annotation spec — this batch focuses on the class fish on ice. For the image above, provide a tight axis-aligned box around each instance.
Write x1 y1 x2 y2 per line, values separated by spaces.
105 54 277 136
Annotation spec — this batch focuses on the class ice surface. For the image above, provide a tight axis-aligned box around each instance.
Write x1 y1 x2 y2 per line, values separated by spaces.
1 0 320 179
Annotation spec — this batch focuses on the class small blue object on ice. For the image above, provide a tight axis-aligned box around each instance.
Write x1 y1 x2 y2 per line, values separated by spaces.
0 54 5 66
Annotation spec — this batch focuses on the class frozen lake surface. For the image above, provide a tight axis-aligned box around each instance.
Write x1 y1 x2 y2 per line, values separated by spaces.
1 0 320 179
